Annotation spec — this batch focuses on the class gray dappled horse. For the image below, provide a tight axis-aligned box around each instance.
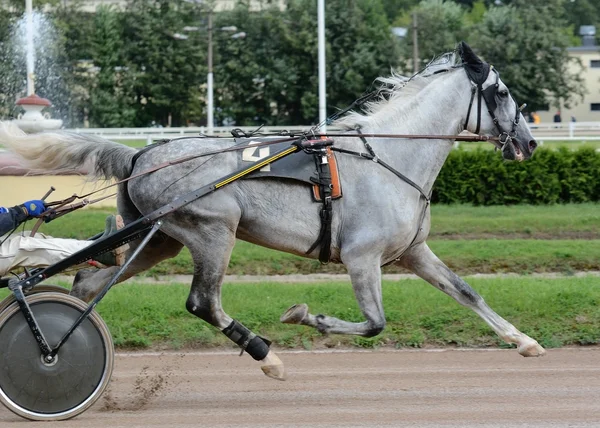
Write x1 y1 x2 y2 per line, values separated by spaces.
0 43 543 380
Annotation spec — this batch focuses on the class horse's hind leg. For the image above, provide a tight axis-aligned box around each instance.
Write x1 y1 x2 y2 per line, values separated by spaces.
71 232 183 302
184 224 286 381
282 254 386 336
398 242 545 357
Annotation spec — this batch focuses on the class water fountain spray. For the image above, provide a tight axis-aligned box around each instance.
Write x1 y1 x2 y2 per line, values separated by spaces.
13 0 63 133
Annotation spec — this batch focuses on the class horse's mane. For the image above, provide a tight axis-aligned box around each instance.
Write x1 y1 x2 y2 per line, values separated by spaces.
334 51 462 130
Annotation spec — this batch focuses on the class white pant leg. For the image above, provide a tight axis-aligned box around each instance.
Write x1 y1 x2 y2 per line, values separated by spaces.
0 232 91 276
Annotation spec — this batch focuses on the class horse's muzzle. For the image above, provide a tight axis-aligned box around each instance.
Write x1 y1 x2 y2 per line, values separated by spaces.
528 140 538 153
501 139 518 161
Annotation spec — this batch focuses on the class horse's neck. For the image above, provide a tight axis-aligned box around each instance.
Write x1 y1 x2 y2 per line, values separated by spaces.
364 73 468 193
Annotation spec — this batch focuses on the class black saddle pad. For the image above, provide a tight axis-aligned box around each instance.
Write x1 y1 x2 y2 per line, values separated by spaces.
235 137 317 185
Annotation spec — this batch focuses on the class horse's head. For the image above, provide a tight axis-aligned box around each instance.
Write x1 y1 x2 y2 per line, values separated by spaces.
459 42 537 161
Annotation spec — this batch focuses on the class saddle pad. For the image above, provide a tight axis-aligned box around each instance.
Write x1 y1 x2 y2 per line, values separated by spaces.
236 138 342 201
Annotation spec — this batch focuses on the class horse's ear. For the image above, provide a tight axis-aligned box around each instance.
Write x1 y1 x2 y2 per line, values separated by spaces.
458 41 482 66
458 41 490 84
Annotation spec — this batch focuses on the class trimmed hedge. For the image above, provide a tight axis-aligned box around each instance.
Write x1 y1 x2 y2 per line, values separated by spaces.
432 147 600 205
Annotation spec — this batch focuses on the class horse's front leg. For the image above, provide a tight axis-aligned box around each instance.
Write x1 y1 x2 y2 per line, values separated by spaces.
185 224 285 381
282 253 386 336
398 242 545 357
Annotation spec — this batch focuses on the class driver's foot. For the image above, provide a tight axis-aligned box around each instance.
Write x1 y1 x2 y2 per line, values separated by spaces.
100 214 125 239
93 215 129 267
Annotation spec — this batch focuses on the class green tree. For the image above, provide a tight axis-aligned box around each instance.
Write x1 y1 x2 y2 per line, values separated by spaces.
213 3 294 125
216 0 399 126
473 0 585 111
381 0 419 23
121 0 205 127
465 0 487 24
0 10 20 119
87 6 136 127
399 0 470 72
563 0 600 43
52 2 97 126
325 0 400 114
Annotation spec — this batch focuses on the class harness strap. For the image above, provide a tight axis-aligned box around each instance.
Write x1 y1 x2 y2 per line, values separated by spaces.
475 83 483 134
332 129 432 261
339 128 430 202
464 85 476 131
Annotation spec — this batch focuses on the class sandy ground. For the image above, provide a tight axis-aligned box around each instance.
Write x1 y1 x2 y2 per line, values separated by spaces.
1 348 599 427
0 175 116 208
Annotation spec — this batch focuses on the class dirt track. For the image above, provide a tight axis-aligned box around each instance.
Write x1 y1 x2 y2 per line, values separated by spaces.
1 348 599 427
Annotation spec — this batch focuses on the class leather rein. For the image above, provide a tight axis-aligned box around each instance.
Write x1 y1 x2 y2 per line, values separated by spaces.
38 64 517 217
35 129 500 221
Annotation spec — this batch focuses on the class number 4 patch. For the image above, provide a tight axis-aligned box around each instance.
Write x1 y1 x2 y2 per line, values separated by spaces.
242 141 271 171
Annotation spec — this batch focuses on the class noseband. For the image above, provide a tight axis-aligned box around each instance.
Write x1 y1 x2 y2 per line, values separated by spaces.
463 66 523 148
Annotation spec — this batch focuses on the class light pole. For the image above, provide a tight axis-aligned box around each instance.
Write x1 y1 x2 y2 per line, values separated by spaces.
25 0 34 95
318 0 326 132
207 10 214 135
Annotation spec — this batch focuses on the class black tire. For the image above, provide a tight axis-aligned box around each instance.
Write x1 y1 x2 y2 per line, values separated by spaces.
0 284 69 315
0 292 114 421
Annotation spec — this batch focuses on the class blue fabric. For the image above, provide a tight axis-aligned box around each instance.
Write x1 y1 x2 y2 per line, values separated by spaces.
0 207 27 236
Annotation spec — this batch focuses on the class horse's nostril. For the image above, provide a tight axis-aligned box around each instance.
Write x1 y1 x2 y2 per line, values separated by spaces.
529 140 538 152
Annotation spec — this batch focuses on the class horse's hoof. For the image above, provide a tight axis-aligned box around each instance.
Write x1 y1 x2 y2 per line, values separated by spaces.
260 351 286 381
280 303 309 324
518 340 546 357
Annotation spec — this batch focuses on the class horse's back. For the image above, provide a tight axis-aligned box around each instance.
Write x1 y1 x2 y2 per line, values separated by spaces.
126 136 428 262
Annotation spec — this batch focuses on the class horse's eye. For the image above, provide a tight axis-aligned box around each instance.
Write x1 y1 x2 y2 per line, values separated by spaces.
498 90 509 98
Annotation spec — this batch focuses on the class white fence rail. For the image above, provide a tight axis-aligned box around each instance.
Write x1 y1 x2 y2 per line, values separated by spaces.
528 121 600 142
67 122 600 145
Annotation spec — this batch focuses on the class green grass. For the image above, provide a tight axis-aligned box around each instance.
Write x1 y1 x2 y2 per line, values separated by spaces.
38 203 600 241
128 239 599 276
113 139 148 148
3 276 597 350
31 204 600 275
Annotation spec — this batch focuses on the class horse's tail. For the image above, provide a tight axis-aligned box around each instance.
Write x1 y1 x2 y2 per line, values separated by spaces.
0 121 136 181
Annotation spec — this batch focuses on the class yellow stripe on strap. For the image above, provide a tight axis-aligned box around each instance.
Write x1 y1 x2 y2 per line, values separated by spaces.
214 146 298 189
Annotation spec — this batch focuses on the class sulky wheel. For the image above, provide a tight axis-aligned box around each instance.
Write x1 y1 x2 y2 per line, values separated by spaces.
0 284 69 315
0 292 114 421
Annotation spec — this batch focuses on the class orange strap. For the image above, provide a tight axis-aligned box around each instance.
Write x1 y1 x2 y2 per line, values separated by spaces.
312 147 342 201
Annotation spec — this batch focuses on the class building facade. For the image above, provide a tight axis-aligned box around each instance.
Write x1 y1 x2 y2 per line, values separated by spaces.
537 46 600 123
537 26 600 124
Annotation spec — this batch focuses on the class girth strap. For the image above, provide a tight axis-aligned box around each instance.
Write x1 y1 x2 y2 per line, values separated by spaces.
305 147 334 264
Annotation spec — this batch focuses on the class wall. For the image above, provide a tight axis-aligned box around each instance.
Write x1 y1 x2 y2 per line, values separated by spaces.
0 176 117 208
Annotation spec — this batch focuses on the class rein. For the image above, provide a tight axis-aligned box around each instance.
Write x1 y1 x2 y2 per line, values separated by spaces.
33 61 510 214
44 131 499 210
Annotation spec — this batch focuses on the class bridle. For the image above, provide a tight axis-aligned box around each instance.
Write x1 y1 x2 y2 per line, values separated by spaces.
463 65 524 150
